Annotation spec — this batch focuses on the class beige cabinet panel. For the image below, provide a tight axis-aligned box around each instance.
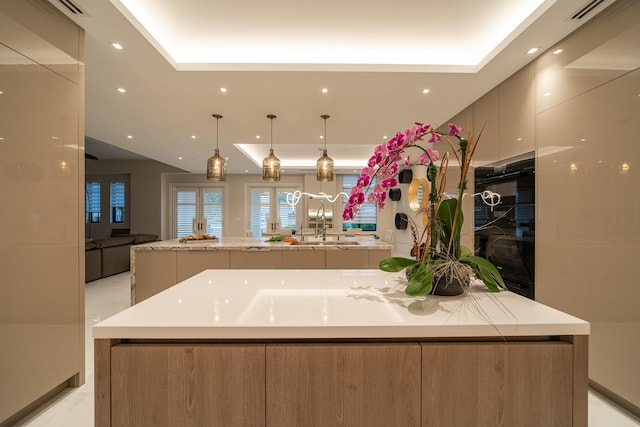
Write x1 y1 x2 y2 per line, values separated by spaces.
111 344 266 427
325 250 369 269
281 250 325 269
472 88 500 165
422 342 574 426
500 63 535 159
0 3 84 422
229 249 283 268
176 250 230 282
266 343 421 427
133 251 177 303
369 249 392 268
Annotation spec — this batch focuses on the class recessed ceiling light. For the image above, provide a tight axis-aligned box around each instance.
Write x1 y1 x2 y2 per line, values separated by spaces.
544 92 551 97
580 138 587 142
422 89 430 94
516 138 522 141
127 135 133 139
220 87 227 93
111 42 124 50
321 88 328 93
178 156 183 160
320 135 324 139
51 136 58 140
256 135 261 139
527 47 539 54
0 137 4 140
383 136 388 139
191 135 196 139
0 90 3 94
245 169 249 173
553 49 563 55
117 87 126 93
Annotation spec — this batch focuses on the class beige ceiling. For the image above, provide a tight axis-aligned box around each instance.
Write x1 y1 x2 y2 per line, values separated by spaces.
47 0 612 174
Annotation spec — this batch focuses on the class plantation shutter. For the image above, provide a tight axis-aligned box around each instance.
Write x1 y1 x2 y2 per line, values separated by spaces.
86 181 101 223
342 175 377 230
176 190 197 237
110 181 125 223
203 189 223 237
250 190 271 237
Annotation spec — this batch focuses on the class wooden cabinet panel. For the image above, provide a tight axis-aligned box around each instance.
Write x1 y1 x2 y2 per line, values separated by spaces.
133 250 176 303
325 250 369 269
266 343 421 427
176 250 230 282
229 250 283 269
422 342 574 427
281 250 325 269
111 344 265 427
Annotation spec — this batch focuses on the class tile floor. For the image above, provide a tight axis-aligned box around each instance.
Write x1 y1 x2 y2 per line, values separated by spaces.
11 272 640 426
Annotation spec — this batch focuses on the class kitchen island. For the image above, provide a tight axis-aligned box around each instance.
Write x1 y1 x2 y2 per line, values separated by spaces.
130 236 393 303
94 269 589 427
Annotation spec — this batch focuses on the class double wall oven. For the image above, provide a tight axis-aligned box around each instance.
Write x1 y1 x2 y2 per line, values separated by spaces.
474 154 535 300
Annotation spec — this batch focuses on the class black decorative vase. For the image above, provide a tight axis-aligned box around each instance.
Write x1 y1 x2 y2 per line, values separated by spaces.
431 276 466 296
405 267 467 296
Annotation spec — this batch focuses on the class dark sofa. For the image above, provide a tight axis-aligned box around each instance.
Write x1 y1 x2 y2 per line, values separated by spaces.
85 234 158 282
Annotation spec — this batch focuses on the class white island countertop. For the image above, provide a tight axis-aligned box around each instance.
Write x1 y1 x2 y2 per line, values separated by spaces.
94 269 589 340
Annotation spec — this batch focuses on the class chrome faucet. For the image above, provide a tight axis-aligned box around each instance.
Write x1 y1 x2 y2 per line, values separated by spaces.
316 203 327 241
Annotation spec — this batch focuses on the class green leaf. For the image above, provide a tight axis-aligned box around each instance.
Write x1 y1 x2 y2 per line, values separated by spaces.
378 257 419 272
437 198 464 258
460 256 506 292
405 262 433 296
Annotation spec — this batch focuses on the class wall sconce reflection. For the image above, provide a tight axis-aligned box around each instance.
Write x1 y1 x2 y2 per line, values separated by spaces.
620 163 630 174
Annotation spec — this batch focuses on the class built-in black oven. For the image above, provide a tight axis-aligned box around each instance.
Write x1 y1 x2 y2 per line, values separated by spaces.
474 154 535 300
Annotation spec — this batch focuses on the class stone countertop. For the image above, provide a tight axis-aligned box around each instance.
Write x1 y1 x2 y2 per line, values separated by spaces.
94 269 589 340
131 236 393 251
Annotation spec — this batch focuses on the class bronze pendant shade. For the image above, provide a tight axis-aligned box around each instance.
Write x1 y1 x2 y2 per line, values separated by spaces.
207 113 226 181
316 114 334 182
263 114 281 181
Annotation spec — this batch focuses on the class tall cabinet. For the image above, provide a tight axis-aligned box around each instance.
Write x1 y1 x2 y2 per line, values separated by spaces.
0 1 85 424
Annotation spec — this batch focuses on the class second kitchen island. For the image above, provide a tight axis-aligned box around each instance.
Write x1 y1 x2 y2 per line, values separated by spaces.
130 236 393 303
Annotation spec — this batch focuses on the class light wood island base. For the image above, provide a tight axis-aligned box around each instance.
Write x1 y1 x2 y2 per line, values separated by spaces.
95 336 587 427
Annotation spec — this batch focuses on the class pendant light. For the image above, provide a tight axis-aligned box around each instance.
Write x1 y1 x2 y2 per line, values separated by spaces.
262 114 281 181
316 114 334 182
207 113 226 181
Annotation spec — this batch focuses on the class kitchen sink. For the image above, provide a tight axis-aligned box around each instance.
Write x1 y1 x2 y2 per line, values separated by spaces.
292 240 360 246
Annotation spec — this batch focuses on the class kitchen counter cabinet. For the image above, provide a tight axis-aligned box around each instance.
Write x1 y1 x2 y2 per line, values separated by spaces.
176 250 230 282
110 344 265 427
229 248 284 269
266 343 421 427
422 341 580 426
132 250 177 303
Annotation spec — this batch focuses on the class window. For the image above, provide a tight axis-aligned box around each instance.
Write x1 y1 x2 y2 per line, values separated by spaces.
342 175 377 231
173 186 224 238
247 186 299 237
86 181 101 223
110 181 125 223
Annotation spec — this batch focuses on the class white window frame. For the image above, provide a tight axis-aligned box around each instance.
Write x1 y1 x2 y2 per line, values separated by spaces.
244 184 301 237
169 183 227 239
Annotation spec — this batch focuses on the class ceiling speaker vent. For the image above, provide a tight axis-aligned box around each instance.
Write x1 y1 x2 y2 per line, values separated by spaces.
570 0 605 19
56 0 85 15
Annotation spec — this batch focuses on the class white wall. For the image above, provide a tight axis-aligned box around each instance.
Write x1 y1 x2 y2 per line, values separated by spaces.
86 159 185 238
